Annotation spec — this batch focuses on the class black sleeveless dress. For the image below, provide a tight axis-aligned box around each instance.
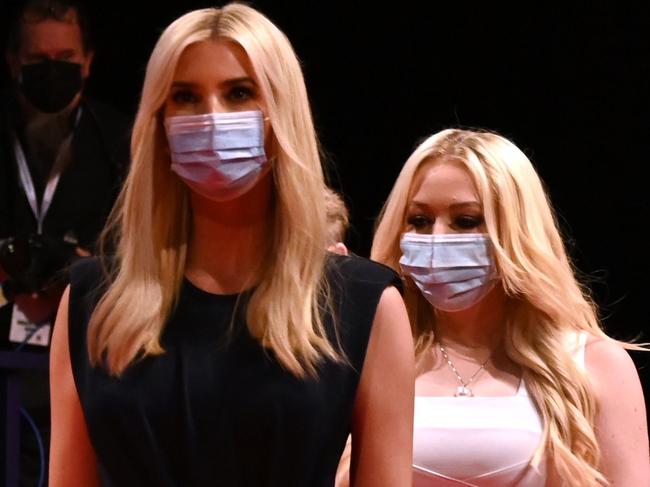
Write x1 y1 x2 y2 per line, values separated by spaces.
67 254 401 487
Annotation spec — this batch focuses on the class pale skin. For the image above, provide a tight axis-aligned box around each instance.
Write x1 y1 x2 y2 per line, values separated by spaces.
50 38 414 486
409 159 649 485
328 242 349 255
49 286 99 486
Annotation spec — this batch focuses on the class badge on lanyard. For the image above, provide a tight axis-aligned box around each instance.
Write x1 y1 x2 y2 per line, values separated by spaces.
9 305 51 347
6 108 82 347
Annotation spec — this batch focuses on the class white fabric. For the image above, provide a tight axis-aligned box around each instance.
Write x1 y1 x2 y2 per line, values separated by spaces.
412 331 588 486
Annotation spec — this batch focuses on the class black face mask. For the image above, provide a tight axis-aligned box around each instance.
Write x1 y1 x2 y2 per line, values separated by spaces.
19 59 83 113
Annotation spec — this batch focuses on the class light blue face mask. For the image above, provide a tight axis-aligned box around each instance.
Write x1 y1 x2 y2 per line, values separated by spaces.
164 110 268 201
399 232 498 312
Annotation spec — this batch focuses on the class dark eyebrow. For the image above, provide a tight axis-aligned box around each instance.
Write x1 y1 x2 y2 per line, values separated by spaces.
170 81 197 89
220 77 256 88
450 201 481 210
409 200 482 211
170 77 257 90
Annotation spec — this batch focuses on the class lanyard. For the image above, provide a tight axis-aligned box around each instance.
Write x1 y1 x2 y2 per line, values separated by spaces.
12 108 82 234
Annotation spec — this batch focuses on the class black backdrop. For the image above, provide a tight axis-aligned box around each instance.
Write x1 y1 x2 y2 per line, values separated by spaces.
2 0 649 416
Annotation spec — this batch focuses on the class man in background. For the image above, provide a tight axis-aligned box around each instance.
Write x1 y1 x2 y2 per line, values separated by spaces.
0 0 130 482
0 0 129 348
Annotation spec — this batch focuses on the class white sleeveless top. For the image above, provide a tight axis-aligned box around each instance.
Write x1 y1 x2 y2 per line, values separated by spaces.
412 332 587 487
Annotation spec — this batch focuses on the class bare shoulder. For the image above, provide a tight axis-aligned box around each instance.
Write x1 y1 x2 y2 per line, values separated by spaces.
375 286 408 322
362 284 413 383
50 285 100 486
366 285 413 371
583 334 646 420
351 285 414 487
583 334 639 383
582 337 650 483
51 285 71 368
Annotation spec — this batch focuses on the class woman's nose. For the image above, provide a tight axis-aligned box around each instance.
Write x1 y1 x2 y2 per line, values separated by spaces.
202 94 226 114
432 220 452 235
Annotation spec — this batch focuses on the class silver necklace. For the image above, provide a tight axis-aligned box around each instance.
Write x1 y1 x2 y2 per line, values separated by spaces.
438 344 489 397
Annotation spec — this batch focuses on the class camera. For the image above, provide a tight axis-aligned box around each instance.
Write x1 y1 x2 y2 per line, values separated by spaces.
0 234 77 300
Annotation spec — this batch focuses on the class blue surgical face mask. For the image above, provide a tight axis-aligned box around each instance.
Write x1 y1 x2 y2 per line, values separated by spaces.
399 232 498 312
164 110 269 201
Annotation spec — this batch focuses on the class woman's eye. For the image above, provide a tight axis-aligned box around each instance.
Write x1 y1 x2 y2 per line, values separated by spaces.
454 215 484 230
227 86 254 103
170 90 199 104
406 215 431 229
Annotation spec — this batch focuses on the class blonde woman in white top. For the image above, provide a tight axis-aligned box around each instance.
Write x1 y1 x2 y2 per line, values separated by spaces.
367 128 648 486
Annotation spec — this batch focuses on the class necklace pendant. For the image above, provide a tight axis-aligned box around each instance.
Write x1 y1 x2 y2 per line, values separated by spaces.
455 385 473 397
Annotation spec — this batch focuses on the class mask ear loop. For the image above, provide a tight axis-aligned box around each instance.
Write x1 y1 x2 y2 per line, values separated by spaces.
159 111 172 157
261 114 277 164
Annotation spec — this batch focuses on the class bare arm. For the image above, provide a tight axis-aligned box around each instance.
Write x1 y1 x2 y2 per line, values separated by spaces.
49 286 100 486
586 338 650 485
334 435 352 487
350 286 415 487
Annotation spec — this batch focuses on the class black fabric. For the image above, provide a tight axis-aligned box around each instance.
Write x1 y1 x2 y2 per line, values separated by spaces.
68 254 401 487
0 96 130 249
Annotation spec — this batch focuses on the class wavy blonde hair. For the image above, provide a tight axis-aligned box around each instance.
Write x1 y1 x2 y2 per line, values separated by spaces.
372 128 641 486
89 3 338 377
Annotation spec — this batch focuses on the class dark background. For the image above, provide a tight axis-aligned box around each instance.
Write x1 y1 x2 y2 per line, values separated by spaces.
2 0 648 410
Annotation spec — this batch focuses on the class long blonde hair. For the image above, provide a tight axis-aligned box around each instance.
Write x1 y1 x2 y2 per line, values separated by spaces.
372 128 638 486
89 3 338 378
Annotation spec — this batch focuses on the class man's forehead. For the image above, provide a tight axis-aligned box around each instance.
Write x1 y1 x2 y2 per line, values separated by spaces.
22 5 79 25
19 17 84 54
